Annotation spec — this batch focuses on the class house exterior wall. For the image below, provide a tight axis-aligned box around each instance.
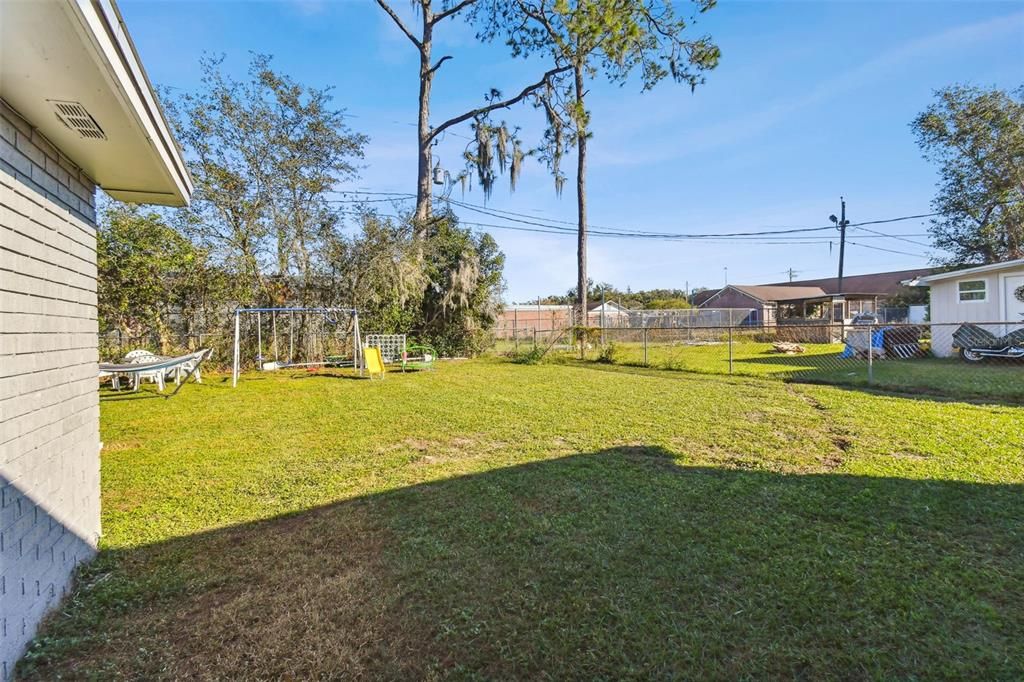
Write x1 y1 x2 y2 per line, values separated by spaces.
0 101 101 679
703 288 762 309
926 267 1024 357
699 290 770 324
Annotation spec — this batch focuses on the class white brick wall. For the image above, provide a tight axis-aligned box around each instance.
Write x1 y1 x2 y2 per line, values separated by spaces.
0 100 100 680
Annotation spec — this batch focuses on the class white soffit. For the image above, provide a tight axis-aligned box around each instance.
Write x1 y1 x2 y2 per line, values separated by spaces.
0 0 192 206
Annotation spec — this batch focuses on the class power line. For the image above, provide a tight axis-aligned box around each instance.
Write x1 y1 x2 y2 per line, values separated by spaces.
849 212 940 227
447 199 842 238
325 190 951 248
846 241 932 259
459 220 854 246
445 197 950 238
851 224 933 247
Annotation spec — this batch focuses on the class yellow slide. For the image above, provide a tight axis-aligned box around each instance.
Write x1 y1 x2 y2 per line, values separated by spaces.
364 345 386 379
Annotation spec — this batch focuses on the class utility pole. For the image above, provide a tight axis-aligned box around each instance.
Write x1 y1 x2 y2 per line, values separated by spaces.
723 267 728 287
787 268 798 282
829 198 850 325
829 198 849 294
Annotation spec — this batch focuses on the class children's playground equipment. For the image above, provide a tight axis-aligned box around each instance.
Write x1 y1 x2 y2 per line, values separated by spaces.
363 345 386 380
365 334 406 363
365 334 436 371
232 307 362 387
402 344 436 371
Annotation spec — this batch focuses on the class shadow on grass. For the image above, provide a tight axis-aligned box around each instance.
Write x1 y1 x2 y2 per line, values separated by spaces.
99 389 167 402
20 448 1024 680
288 370 367 381
559 352 1024 406
732 352 1024 404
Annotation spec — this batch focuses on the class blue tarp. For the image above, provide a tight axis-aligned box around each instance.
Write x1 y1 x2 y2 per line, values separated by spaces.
840 327 888 358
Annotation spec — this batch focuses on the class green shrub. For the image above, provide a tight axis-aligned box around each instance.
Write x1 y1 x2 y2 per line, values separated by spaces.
597 342 621 364
509 347 546 365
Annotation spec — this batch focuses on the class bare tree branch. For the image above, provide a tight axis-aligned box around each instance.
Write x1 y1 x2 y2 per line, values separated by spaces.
432 0 480 24
429 55 454 75
427 65 572 143
375 0 422 50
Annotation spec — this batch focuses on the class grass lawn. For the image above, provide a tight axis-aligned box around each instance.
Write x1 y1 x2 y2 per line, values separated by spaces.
20 358 1024 679
540 339 1024 402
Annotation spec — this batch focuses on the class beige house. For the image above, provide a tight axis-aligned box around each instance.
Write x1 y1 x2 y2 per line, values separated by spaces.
0 1 190 676
911 259 1024 357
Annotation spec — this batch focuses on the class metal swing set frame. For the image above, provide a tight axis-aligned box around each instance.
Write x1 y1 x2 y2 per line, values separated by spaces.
231 307 362 387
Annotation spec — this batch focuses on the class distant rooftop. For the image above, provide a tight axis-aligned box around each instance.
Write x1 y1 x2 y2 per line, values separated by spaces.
763 268 935 296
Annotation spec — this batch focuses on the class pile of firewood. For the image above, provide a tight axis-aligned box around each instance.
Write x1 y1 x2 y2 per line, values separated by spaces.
771 341 805 354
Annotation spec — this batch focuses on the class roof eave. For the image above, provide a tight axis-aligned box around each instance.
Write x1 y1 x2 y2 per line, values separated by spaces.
915 259 1024 284
68 0 193 204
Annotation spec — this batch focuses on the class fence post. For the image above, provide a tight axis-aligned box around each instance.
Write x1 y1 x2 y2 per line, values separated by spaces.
643 327 649 366
533 328 538 350
867 323 874 385
728 325 734 374
513 308 518 352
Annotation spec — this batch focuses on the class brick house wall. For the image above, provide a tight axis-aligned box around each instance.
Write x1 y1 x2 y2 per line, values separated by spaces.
0 100 101 679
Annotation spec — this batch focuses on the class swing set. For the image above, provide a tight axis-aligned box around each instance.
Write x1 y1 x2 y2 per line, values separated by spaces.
231 307 362 387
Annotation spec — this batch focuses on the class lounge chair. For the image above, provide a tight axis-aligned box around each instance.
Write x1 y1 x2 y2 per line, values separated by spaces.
99 349 211 395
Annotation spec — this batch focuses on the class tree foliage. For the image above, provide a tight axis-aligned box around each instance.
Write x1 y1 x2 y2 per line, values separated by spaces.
476 0 719 326
912 85 1024 265
542 282 691 309
163 53 367 303
325 209 504 355
374 0 570 223
100 55 504 359
98 204 227 351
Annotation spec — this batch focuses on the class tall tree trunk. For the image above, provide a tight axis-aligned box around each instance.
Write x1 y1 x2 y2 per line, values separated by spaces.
574 65 587 354
414 4 434 234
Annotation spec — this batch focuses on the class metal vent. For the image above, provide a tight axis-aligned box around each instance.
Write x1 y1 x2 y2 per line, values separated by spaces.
49 100 106 140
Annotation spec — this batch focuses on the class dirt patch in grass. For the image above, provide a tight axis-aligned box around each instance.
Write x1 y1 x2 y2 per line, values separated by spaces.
21 502 433 680
889 450 932 461
102 440 141 452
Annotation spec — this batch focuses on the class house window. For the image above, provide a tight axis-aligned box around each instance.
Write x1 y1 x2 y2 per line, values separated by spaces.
958 280 986 302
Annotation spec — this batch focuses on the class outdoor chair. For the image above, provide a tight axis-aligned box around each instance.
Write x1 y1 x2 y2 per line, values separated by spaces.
167 353 205 386
124 349 167 392
99 349 212 396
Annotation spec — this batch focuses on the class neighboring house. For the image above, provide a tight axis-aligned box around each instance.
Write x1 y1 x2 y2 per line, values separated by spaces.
586 300 630 327
689 289 717 308
909 259 1024 357
698 268 935 324
698 285 828 325
0 1 191 676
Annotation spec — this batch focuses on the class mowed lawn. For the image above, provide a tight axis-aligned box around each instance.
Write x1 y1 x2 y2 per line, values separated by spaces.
565 339 1024 401
20 359 1024 679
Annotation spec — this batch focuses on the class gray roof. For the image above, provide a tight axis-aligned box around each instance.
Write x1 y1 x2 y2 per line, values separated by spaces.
727 285 829 303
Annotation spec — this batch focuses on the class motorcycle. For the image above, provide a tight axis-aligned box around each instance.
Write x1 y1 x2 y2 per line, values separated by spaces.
952 323 1024 362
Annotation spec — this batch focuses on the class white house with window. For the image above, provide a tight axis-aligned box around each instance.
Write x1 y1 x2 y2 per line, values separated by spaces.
910 259 1024 357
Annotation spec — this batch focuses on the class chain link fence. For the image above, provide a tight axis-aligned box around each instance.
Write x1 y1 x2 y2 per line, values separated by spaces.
99 330 230 366
495 321 1024 402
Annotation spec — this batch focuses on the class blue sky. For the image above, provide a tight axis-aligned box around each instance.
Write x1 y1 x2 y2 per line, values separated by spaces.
121 0 1024 302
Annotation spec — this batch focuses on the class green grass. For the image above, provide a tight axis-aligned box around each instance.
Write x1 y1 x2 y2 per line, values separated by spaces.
20 358 1024 679
552 338 1024 401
